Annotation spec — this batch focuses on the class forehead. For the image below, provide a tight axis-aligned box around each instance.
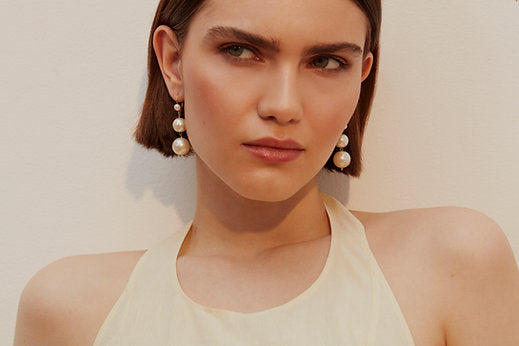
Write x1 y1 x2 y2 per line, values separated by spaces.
187 0 368 49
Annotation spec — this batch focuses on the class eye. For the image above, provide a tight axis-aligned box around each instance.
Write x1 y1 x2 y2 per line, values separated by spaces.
311 56 345 70
225 45 256 59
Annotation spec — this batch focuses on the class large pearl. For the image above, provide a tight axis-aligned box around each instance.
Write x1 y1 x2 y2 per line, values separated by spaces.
172 118 186 133
333 151 351 169
336 134 349 149
172 137 190 156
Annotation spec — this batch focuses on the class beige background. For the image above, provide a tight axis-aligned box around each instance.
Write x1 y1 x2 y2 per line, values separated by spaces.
1 0 518 343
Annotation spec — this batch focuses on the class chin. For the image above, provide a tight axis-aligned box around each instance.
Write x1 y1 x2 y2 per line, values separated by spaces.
228 172 316 203
235 185 299 203
196 155 318 203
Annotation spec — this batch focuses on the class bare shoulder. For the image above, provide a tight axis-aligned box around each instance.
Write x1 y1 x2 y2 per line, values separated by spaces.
14 250 146 346
354 206 517 273
354 206 515 259
353 206 519 346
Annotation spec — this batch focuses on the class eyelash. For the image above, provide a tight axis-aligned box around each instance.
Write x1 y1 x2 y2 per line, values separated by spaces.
217 44 350 72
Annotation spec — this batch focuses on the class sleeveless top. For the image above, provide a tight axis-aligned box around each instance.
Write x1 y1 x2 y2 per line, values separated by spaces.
94 194 415 345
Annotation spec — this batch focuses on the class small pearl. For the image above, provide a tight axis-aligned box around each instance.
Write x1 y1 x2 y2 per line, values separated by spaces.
172 137 190 156
174 103 181 112
336 134 349 149
172 118 186 133
333 151 351 169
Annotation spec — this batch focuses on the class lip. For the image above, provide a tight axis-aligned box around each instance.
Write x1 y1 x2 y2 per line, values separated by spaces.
242 137 304 163
244 137 304 150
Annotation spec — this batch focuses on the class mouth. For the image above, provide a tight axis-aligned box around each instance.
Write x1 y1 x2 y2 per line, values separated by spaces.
242 137 304 163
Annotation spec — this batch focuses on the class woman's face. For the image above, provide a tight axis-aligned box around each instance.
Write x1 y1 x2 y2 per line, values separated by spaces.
171 0 372 201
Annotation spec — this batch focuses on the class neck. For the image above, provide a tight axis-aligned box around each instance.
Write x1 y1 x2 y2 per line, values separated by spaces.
182 158 330 259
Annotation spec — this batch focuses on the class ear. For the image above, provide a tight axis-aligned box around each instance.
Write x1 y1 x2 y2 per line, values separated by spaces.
360 52 374 82
153 25 184 101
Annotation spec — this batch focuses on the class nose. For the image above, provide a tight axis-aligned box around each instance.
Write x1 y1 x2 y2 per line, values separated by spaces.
257 65 303 125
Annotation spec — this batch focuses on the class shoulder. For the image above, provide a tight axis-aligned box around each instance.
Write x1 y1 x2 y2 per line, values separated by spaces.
353 207 513 265
355 206 516 270
14 250 145 346
355 206 519 345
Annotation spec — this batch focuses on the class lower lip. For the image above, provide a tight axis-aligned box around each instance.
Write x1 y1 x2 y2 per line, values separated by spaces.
242 145 303 163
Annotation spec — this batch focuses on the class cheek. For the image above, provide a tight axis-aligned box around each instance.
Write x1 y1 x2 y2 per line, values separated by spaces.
181 54 261 140
181 61 235 152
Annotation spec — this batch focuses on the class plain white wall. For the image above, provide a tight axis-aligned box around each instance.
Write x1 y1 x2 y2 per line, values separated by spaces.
1 0 518 343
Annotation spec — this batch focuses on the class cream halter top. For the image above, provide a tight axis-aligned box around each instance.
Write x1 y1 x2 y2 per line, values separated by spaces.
94 195 415 345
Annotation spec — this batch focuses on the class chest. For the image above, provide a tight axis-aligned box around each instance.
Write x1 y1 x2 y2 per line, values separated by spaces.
96 235 416 346
96 209 447 345
175 236 330 313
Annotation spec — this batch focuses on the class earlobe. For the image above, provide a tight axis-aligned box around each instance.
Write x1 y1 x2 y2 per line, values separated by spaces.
153 25 184 100
361 52 374 82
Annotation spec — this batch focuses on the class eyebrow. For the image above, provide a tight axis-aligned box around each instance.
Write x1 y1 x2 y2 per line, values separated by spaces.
303 42 363 57
204 26 363 56
205 26 281 53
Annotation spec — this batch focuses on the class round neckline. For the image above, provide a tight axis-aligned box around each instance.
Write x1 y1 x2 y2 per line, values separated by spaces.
170 198 338 317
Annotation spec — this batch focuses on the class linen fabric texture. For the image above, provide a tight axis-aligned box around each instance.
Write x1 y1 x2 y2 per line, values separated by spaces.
94 195 415 345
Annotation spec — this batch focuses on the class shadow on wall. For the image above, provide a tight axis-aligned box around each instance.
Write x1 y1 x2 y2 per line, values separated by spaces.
125 144 196 224
318 170 350 205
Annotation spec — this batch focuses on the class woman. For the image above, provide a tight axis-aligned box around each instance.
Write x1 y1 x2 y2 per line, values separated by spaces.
14 0 519 345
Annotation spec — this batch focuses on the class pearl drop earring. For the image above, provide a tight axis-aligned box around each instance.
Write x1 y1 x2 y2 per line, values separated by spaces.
172 102 191 156
333 127 351 171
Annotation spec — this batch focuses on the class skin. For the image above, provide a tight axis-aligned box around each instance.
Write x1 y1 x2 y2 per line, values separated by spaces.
14 0 519 345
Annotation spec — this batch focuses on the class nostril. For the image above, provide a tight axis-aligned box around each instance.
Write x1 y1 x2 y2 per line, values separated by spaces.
260 113 300 125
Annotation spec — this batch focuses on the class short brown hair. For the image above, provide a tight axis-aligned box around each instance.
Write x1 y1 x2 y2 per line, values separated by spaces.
135 0 381 177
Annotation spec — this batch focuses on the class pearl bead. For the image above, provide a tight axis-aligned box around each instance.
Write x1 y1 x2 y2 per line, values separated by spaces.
172 118 186 133
172 137 190 156
333 151 351 169
174 103 181 112
336 134 349 149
